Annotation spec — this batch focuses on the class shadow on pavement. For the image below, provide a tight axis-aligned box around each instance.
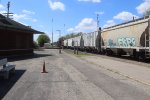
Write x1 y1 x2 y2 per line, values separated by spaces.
0 70 26 99
7 53 53 62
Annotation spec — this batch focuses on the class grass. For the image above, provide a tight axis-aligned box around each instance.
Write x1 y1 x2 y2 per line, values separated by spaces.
63 49 96 57
76 53 95 57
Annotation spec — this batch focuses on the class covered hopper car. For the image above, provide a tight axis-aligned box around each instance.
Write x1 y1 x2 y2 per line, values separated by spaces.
63 16 150 59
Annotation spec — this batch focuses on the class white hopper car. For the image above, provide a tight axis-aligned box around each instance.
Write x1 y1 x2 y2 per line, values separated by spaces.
63 16 150 58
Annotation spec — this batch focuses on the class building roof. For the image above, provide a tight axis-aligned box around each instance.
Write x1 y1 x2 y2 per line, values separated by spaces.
0 14 43 34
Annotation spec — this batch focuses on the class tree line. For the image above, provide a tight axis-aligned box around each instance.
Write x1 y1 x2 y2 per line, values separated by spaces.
62 32 83 40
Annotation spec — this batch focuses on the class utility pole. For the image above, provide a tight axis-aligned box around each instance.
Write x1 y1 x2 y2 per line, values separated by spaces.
3 1 13 18
52 18 53 47
63 24 65 49
97 14 102 53
7 2 10 18
97 14 99 31
7 1 10 18
76 41 78 55
148 15 150 52
56 30 61 54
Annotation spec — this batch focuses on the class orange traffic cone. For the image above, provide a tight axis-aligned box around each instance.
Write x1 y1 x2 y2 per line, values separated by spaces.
41 60 48 73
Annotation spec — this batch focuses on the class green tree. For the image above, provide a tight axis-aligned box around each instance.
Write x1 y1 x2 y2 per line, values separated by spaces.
62 32 83 40
33 41 39 49
37 34 50 47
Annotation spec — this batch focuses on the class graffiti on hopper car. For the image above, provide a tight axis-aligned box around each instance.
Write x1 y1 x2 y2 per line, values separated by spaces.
108 39 116 47
118 37 135 47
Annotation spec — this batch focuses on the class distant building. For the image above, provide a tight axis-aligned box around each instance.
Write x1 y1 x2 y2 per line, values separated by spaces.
0 14 42 56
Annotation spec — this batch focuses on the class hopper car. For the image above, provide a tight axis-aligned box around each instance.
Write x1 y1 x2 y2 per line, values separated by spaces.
63 16 150 59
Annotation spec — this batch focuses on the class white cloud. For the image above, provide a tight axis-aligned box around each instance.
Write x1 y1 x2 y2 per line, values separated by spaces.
48 0 65 11
67 28 74 33
0 4 4 9
78 0 101 3
67 18 97 33
22 10 35 15
136 0 150 14
0 4 6 14
13 14 27 21
0 10 7 14
113 11 139 21
0 5 37 23
103 20 116 28
13 10 37 23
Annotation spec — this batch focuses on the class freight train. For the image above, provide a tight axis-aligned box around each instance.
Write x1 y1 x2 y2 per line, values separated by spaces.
63 16 150 59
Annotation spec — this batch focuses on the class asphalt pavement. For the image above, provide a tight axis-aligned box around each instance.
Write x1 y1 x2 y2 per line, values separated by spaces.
1 49 150 100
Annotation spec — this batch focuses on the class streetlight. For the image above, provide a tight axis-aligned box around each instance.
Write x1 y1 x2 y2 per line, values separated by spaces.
56 30 61 54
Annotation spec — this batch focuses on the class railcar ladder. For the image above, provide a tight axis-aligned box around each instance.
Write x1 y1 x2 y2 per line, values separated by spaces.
145 15 150 58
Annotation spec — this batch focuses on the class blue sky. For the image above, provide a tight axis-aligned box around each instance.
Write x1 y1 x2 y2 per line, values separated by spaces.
0 0 150 42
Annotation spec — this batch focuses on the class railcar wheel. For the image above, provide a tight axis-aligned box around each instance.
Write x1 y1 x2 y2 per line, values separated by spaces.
134 52 145 61
106 49 113 56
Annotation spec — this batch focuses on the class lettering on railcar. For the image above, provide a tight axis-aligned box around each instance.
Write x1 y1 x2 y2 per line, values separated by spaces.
108 39 116 48
118 37 135 47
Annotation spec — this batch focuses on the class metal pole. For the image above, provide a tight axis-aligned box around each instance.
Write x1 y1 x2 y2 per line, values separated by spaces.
100 27 102 53
97 14 102 53
52 18 53 47
7 2 10 18
74 46 76 54
145 31 146 48
97 14 99 31
63 24 65 49
59 48 61 54
56 30 61 54
58 30 61 53
77 41 78 55
148 15 150 52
